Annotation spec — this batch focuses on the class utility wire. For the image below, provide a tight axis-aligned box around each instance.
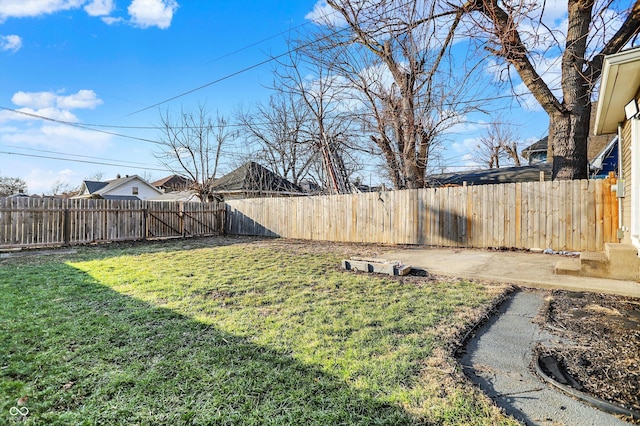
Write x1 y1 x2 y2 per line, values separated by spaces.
6 145 154 166
0 107 164 145
0 151 168 172
125 0 427 116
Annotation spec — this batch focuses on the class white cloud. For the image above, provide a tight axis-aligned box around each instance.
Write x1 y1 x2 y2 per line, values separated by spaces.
0 0 175 31
0 0 84 22
0 107 80 124
10 89 103 110
128 0 178 29
1 124 111 151
306 1 345 26
56 89 103 109
11 91 57 109
24 168 79 195
101 16 123 25
0 35 22 53
84 0 114 16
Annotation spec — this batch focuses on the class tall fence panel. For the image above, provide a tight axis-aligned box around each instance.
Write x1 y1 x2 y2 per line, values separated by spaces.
0 198 225 249
225 178 619 252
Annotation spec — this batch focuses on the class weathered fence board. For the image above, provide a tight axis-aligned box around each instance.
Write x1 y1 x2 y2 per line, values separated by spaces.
1 178 620 252
0 198 224 248
226 178 619 252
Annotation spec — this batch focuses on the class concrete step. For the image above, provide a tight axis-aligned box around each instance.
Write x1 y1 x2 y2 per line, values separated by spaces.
554 258 581 276
579 252 610 279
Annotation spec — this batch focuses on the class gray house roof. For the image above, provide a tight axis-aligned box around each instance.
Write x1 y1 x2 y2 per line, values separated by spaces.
83 180 109 193
521 137 548 162
212 162 303 196
426 163 553 187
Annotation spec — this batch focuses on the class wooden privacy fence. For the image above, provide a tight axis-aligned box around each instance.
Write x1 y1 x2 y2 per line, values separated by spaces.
0 198 225 248
226 178 619 252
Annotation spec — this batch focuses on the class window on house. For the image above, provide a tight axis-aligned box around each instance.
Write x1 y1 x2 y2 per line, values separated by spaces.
132 186 139 195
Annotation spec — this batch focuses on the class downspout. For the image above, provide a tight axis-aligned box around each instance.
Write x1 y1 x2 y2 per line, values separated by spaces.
618 123 623 240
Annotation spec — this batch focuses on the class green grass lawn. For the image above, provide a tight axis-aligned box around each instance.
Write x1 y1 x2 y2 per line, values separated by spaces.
0 239 517 425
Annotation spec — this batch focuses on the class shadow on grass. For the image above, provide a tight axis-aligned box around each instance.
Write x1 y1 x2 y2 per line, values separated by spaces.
0 260 416 425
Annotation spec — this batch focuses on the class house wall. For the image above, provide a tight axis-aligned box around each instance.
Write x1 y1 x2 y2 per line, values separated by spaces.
106 180 161 200
621 118 632 245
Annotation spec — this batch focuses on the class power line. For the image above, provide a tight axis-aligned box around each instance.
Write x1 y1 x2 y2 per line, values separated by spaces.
202 20 314 66
0 106 165 145
6 145 155 166
125 0 426 116
0 150 169 172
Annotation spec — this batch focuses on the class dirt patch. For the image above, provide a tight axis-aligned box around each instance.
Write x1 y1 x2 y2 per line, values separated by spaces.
539 290 640 420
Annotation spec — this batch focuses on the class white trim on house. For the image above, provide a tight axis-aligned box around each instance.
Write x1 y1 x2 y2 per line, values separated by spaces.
595 48 640 135
631 119 640 249
595 47 640 252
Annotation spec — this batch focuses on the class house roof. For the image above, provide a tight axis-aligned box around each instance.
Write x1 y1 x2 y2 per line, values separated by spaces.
148 190 201 202
101 195 142 201
151 174 192 189
426 163 553 187
211 162 303 195
84 180 109 193
520 133 614 164
521 137 548 159
79 175 162 198
595 46 640 135
590 136 618 171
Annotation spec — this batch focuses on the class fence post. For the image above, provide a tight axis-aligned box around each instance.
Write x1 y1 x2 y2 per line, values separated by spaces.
180 202 185 237
63 206 70 246
142 205 148 240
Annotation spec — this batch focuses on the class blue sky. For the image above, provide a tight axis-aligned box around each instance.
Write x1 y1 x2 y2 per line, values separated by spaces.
0 0 550 194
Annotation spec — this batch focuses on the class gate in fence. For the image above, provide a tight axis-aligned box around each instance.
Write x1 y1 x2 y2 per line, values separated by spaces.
0 198 225 248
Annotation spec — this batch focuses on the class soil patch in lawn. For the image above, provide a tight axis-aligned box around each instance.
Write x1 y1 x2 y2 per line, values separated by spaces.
538 290 640 420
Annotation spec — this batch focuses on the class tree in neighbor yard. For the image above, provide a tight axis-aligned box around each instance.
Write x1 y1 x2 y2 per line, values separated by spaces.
155 104 234 202
0 176 27 196
274 46 363 194
236 91 319 187
461 0 640 179
473 119 522 168
309 0 482 189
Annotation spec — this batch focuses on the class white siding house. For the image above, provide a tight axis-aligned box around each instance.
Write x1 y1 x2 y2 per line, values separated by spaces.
75 175 163 201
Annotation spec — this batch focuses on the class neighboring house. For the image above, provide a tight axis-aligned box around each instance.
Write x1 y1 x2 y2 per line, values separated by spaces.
426 163 552 187
152 175 194 193
521 105 617 169
521 137 549 164
211 162 304 200
74 175 162 201
590 136 618 179
148 190 201 203
556 46 640 281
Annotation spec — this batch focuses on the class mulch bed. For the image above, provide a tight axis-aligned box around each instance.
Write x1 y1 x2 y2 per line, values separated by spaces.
539 290 640 421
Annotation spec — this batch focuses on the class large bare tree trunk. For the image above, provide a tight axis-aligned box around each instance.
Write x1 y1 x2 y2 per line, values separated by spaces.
548 0 593 180
548 106 590 180
464 0 640 180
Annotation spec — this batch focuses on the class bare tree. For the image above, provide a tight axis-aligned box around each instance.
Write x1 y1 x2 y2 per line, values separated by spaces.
85 171 105 182
473 120 521 168
274 46 360 194
49 179 73 196
0 176 27 196
237 91 317 186
307 0 472 189
461 0 640 179
155 104 233 202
